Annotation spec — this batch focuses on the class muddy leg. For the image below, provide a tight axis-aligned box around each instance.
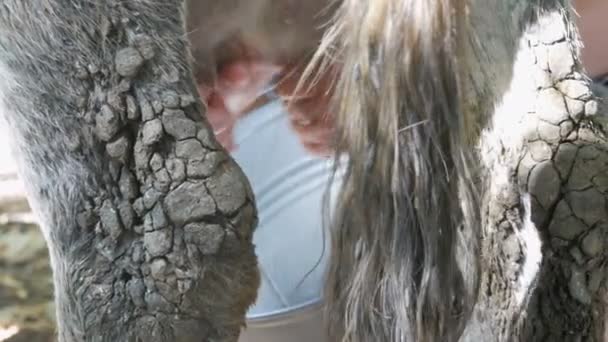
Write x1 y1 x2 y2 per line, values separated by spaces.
0 1 259 341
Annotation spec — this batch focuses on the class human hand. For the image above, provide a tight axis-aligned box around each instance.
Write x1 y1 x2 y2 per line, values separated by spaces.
197 47 282 152
275 63 337 157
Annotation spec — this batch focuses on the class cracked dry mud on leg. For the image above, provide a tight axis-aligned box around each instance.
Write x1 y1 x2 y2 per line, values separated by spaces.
0 1 259 341
466 6 608 342
518 21 608 341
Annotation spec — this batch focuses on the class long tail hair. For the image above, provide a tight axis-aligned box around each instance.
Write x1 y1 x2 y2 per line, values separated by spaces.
301 0 481 340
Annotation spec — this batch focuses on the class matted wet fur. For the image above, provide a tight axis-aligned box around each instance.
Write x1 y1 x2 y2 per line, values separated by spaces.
309 1 478 341
298 0 552 341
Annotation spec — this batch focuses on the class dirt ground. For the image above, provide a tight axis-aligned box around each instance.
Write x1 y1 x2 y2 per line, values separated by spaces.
0 128 55 342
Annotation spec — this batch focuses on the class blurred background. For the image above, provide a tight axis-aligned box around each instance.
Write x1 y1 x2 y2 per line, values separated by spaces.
0 122 55 342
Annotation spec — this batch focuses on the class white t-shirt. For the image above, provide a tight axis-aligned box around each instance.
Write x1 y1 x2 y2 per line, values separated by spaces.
230 100 341 341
